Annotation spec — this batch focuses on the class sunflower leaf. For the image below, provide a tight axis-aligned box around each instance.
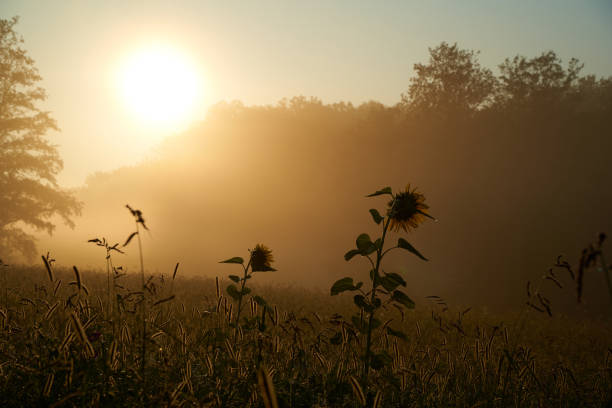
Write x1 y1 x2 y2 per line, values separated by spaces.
228 275 241 283
344 249 361 261
374 238 382 250
330 332 343 345
386 326 408 340
369 209 384 224
380 273 406 292
226 284 241 300
351 315 367 333
220 257 244 264
373 297 381 308
397 238 428 261
370 351 393 370
253 295 268 307
356 234 377 255
391 290 416 309
366 187 392 197
331 277 357 296
353 294 372 312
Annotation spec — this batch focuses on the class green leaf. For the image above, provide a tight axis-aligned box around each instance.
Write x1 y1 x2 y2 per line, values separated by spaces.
344 249 361 262
386 326 407 340
369 209 384 224
380 273 406 292
331 277 357 296
391 290 416 309
366 187 392 197
370 318 381 330
228 275 241 283
353 295 372 312
351 315 367 333
253 295 267 307
330 331 343 345
356 233 376 255
374 238 382 249
123 231 138 247
370 351 393 370
226 284 241 300
241 287 252 296
220 257 244 264
397 238 428 261
373 297 381 308
356 233 371 251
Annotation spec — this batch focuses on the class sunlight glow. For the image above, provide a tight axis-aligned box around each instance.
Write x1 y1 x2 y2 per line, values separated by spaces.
119 45 202 130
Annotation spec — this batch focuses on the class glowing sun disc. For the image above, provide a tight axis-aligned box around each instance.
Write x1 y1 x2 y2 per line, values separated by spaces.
119 45 202 128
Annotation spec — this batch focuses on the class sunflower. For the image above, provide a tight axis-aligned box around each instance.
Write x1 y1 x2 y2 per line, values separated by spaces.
250 244 276 272
387 185 431 232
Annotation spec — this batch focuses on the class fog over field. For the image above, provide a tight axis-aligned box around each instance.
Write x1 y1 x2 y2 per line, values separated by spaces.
37 86 612 311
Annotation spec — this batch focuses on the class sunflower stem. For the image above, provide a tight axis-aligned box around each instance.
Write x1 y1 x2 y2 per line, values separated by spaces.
234 259 251 344
362 215 391 395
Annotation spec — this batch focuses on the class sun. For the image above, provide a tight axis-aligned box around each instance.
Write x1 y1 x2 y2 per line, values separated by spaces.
118 45 202 130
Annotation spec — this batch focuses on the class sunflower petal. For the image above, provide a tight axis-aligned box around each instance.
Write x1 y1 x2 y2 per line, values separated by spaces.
417 209 437 220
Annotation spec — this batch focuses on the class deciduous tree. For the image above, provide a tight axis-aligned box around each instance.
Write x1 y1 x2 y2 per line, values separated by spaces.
0 17 81 260
401 42 497 118
496 51 583 111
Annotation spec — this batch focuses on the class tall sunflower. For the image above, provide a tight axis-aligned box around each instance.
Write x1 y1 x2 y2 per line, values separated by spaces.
250 244 276 272
387 185 432 232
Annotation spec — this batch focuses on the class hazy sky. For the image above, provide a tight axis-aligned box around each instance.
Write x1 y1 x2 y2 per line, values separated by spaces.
2 0 611 186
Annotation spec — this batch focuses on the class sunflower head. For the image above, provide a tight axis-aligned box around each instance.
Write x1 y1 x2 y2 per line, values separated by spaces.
387 185 430 232
250 244 276 272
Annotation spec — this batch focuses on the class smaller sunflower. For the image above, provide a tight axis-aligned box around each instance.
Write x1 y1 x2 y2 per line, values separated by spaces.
250 244 276 272
387 185 432 232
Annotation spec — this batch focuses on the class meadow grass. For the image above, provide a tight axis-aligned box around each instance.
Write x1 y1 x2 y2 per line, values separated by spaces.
0 263 610 407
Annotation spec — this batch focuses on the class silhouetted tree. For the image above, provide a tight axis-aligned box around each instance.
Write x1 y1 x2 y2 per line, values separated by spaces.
400 42 497 118
0 17 81 260
496 51 583 112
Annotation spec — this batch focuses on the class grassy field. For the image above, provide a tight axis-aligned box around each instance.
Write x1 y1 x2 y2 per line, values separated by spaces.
0 261 610 407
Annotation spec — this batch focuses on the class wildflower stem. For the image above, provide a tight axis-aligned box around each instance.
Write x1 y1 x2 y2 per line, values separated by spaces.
600 251 612 307
108 254 117 337
106 249 111 319
135 221 146 401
